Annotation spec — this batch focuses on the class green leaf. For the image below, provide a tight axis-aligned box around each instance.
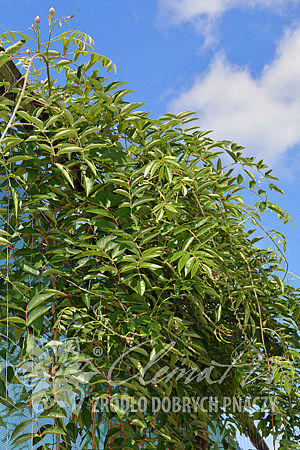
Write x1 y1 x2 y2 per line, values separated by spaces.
139 262 161 270
273 275 284 294
131 419 146 429
82 293 90 308
244 169 255 181
183 236 195 251
53 129 77 141
39 406 67 419
54 59 72 69
42 426 67 436
141 247 163 259
0 236 11 245
55 163 75 188
27 292 55 312
137 279 146 296
11 420 32 440
120 102 144 115
77 64 85 79
269 183 284 195
237 174 243 184
0 316 26 325
1 136 23 150
178 253 189 272
20 262 39 276
259 202 266 213
190 259 199 278
196 223 216 238
165 203 178 213
17 111 43 130
184 257 194 276
12 433 38 446
82 173 93 196
284 379 291 396
0 52 9 68
216 304 222 322
27 304 52 326
11 186 18 218
6 154 35 164
57 145 81 156
169 250 185 262
4 39 26 55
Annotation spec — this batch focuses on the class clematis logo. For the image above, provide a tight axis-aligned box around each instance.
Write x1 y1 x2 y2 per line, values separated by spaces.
106 340 250 387
0 334 273 418
15 335 100 416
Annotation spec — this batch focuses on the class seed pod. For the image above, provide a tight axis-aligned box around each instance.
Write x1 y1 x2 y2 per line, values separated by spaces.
49 7 56 16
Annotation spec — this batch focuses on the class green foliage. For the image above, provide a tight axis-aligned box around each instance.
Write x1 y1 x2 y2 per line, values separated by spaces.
0 10 299 450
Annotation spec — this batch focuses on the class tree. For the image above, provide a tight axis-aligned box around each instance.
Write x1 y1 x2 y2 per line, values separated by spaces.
0 9 299 449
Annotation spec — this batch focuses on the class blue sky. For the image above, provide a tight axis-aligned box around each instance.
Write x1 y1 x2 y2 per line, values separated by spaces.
1 3 299 275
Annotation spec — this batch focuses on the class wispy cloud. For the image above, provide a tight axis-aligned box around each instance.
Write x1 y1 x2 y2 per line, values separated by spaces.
159 0 300 23
158 0 300 47
169 26 300 162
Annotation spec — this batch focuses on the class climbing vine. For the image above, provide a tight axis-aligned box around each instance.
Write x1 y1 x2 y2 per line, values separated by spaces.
0 9 299 450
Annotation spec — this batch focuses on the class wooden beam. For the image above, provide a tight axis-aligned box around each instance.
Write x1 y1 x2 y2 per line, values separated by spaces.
0 47 22 82
0 45 24 100
0 46 42 118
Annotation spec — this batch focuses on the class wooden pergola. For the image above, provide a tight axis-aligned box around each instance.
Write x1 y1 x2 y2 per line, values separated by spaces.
0 47 22 81
0 47 43 117
0 46 23 98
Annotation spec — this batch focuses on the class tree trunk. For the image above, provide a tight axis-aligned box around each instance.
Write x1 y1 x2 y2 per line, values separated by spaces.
195 422 209 449
237 413 270 450
246 420 270 450
195 435 209 449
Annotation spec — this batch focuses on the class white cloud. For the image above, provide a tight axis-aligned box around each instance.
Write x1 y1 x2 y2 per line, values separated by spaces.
160 0 299 23
169 27 300 162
